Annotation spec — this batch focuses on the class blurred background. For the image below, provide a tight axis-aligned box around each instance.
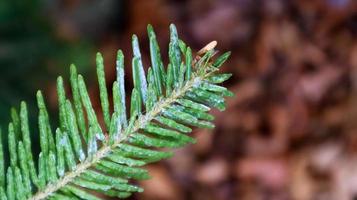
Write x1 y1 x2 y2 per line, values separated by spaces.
1 0 357 199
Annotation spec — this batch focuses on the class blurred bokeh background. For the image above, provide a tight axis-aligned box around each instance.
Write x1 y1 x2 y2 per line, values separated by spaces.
1 0 357 199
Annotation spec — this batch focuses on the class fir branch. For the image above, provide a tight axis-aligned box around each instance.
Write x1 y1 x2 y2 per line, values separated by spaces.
0 23 233 200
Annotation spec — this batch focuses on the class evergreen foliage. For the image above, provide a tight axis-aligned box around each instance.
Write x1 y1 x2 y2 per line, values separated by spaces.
0 24 233 200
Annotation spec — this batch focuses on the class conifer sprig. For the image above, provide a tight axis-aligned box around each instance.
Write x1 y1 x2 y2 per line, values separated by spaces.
0 24 233 200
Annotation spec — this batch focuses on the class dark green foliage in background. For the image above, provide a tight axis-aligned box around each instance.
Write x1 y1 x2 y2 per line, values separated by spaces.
0 0 94 125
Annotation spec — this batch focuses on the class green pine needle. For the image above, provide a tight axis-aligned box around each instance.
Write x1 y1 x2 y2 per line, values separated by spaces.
0 24 232 200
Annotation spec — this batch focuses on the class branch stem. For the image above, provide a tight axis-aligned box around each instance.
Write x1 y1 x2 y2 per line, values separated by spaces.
29 72 209 200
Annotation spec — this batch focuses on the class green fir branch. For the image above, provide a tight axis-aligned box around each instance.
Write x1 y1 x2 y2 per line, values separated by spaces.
0 24 233 200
